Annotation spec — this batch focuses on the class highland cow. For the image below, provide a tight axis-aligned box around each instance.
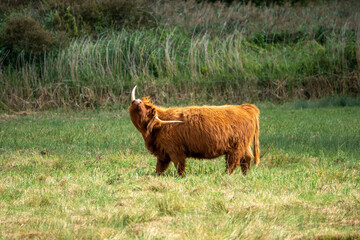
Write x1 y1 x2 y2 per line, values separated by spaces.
129 86 260 176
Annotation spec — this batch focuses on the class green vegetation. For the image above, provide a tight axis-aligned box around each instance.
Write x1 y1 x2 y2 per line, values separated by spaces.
1 1 359 238
1 104 360 239
0 0 359 110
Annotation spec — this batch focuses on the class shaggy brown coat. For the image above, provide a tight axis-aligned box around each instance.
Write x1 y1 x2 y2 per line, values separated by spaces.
129 96 260 176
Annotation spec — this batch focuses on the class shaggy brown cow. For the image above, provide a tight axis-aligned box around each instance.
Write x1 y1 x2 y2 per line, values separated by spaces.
129 86 260 176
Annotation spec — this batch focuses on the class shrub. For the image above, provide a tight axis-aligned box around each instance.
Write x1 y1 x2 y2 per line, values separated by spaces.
0 1 27 15
0 0 42 16
42 0 102 36
41 0 154 36
200 0 314 6
1 16 54 58
102 0 154 28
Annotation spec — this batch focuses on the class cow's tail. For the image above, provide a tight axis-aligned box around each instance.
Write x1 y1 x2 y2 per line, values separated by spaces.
253 114 260 166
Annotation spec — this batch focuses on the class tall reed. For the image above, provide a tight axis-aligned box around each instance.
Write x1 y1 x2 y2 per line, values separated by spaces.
1 27 359 109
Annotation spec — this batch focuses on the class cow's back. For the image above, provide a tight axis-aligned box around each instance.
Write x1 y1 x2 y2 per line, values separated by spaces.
155 105 257 159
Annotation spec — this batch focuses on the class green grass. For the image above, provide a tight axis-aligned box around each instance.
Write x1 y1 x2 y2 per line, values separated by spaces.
1 104 360 239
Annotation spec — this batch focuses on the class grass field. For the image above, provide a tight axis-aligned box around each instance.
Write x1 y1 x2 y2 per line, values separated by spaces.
1 103 360 239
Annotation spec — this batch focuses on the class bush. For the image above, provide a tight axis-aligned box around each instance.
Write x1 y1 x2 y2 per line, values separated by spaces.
41 0 154 36
1 16 54 59
102 0 153 28
42 0 102 36
0 1 28 15
200 0 314 6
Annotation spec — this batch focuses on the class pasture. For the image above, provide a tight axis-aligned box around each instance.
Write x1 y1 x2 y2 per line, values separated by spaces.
1 103 359 239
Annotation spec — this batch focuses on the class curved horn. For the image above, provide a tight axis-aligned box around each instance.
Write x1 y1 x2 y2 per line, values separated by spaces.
131 86 137 101
156 116 183 124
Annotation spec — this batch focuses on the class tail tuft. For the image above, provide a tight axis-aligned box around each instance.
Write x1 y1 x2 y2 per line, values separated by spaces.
253 115 260 166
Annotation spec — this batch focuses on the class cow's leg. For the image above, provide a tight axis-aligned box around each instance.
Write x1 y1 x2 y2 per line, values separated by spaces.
156 156 171 176
225 149 244 175
169 153 186 176
240 149 252 175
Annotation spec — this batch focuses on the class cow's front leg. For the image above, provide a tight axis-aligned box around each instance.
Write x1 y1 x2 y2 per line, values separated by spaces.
169 153 186 176
156 156 171 176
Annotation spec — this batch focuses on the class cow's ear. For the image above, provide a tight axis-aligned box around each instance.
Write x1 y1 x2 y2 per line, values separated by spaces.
142 97 154 110
147 107 156 118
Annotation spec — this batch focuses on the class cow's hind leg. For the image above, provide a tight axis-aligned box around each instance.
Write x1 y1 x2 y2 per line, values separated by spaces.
240 149 252 175
225 149 244 175
156 156 171 176
169 153 186 176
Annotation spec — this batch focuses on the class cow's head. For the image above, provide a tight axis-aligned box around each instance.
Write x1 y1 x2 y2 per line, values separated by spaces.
129 86 182 136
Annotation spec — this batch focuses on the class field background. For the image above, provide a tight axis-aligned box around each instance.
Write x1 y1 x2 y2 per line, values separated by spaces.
1 0 360 239
1 102 360 239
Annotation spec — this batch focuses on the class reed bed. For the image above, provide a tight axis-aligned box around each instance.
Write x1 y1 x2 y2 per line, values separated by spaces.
1 29 358 110
0 0 359 110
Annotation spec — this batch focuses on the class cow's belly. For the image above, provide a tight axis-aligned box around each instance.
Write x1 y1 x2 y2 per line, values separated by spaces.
186 150 225 159
183 137 233 159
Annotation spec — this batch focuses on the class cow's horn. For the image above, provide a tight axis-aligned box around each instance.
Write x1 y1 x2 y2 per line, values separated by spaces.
131 86 137 101
156 116 183 124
